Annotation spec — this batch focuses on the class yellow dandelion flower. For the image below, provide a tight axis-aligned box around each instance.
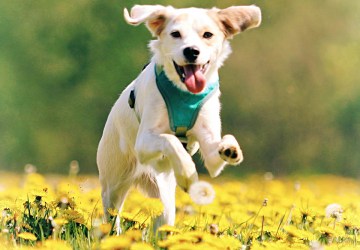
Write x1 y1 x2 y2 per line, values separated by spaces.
199 203 223 217
284 225 308 239
289 242 308 250
0 199 16 212
23 173 47 189
125 229 142 241
295 207 315 224
158 224 181 233
342 213 360 231
57 181 81 196
30 188 49 198
216 235 241 250
216 216 232 232
274 230 288 241
284 225 314 239
121 210 149 224
168 242 200 250
176 187 193 206
120 211 136 221
316 226 337 237
158 231 206 248
18 232 37 241
42 239 72 250
60 210 85 225
169 242 217 250
99 223 112 235
139 198 164 218
178 216 197 228
130 242 154 250
52 218 69 227
100 236 132 250
107 208 119 217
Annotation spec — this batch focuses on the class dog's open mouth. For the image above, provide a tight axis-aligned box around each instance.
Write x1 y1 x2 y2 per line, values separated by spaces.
173 61 209 94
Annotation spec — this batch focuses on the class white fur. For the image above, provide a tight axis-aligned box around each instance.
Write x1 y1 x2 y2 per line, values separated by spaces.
97 4 261 233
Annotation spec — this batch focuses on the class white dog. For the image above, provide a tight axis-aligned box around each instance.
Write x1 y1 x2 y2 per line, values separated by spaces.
97 4 261 231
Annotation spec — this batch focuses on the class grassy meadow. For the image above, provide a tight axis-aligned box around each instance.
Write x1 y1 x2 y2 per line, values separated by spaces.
0 168 359 250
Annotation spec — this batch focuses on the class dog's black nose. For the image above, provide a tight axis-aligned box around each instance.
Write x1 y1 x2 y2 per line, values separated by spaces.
183 46 200 62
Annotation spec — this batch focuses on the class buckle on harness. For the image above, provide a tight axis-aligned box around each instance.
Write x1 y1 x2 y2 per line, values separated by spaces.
175 126 188 149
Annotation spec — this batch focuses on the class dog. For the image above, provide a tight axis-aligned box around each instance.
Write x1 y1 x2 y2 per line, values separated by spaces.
97 4 261 232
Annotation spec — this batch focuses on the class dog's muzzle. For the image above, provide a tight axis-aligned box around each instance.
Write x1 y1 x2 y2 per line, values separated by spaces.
173 60 210 94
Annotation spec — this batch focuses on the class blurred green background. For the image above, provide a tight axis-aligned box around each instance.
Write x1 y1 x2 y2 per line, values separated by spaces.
1 0 359 176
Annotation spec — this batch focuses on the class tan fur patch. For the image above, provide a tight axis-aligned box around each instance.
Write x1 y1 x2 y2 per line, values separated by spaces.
148 12 167 36
209 7 260 37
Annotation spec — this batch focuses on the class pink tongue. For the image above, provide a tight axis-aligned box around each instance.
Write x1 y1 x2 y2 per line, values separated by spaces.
183 65 206 94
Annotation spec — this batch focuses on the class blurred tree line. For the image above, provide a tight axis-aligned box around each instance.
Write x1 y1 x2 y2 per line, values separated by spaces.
0 0 359 176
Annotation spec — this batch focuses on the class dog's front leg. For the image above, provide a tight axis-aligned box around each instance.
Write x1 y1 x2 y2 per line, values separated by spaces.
199 132 243 178
135 132 198 191
194 99 243 177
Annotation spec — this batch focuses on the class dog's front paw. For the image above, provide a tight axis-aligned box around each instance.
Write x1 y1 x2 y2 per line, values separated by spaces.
218 135 243 165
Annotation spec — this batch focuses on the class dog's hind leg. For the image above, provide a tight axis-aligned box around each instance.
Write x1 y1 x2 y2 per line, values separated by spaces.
136 171 176 229
101 180 132 235
98 126 138 234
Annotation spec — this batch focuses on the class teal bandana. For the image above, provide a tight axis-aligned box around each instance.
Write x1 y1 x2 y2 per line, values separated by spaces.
155 65 219 140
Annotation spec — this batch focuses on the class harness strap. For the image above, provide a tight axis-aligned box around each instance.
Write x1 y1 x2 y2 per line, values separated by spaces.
128 90 189 148
128 89 136 108
128 89 140 122
175 126 188 148
128 63 148 122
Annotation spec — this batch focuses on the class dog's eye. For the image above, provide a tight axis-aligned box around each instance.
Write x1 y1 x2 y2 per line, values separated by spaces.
203 32 213 39
170 31 181 38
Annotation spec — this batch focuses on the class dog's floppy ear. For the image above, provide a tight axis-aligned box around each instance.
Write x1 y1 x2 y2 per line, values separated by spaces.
217 5 261 38
124 5 172 36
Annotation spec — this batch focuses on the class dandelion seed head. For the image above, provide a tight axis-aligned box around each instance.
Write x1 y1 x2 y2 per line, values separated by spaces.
294 181 301 191
264 172 274 181
189 181 215 205
182 205 195 215
310 240 324 250
209 223 218 235
24 164 37 174
325 203 343 222
1 209 9 218
69 160 80 176
62 196 69 204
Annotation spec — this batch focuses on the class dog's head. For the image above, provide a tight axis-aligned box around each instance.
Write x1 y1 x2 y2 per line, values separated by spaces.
124 5 261 94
